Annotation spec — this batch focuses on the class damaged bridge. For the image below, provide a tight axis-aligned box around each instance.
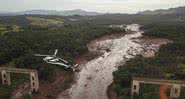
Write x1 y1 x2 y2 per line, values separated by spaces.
131 77 185 99
0 67 39 92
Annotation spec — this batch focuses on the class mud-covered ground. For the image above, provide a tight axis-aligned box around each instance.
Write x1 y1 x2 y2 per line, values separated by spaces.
57 24 166 99
12 24 171 99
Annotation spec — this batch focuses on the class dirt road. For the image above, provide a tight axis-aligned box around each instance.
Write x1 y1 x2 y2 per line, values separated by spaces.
159 85 168 99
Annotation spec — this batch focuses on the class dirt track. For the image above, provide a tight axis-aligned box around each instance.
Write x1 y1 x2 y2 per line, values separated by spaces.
159 85 168 99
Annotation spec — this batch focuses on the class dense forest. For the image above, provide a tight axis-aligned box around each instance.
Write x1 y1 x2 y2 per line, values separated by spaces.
0 15 124 98
113 21 185 99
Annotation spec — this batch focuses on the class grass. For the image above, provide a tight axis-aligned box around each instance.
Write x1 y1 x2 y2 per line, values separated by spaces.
11 25 22 32
139 84 160 99
0 24 23 35
0 27 7 31
0 24 8 34
26 17 64 27
0 73 29 97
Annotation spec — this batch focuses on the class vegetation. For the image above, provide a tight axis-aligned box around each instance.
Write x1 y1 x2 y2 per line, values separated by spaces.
0 73 29 99
26 16 64 28
0 24 22 35
0 13 185 98
113 21 185 99
0 15 124 97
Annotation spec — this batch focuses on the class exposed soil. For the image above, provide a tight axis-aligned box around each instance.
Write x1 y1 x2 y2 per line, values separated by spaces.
159 85 168 99
57 31 129 99
86 35 172 59
11 32 127 99
75 32 127 66
107 36 173 99
11 69 75 99
12 25 173 99
33 70 75 99
89 32 127 42
11 81 31 99
142 36 173 45
141 36 173 58
107 83 118 99
58 24 145 99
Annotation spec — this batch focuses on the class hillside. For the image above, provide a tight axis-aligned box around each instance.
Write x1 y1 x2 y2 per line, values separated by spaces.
0 9 101 16
137 6 185 15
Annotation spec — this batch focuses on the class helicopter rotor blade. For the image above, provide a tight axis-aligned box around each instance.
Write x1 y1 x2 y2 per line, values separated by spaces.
54 49 58 56
34 54 51 57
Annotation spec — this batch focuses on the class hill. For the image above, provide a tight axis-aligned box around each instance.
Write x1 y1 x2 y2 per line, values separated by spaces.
0 9 101 16
137 6 185 15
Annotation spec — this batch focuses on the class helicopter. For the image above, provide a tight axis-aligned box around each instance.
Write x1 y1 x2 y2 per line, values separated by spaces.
34 49 78 71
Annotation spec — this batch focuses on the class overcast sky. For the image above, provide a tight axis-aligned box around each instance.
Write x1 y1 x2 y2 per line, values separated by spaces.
0 0 185 13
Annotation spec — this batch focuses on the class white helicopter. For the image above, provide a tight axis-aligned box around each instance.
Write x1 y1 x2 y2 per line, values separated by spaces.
34 49 78 71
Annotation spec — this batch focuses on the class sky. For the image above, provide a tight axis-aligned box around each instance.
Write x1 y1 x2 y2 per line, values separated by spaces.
0 0 185 13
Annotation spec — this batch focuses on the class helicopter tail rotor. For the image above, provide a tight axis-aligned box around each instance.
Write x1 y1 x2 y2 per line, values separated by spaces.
71 64 78 71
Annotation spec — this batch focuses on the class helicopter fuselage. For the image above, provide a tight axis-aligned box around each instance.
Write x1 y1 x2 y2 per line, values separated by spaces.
34 49 78 71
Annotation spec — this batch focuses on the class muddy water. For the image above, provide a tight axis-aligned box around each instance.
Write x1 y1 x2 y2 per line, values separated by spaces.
57 24 158 99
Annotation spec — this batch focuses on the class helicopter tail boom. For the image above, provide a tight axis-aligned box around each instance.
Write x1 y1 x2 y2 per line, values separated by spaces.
34 54 51 57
